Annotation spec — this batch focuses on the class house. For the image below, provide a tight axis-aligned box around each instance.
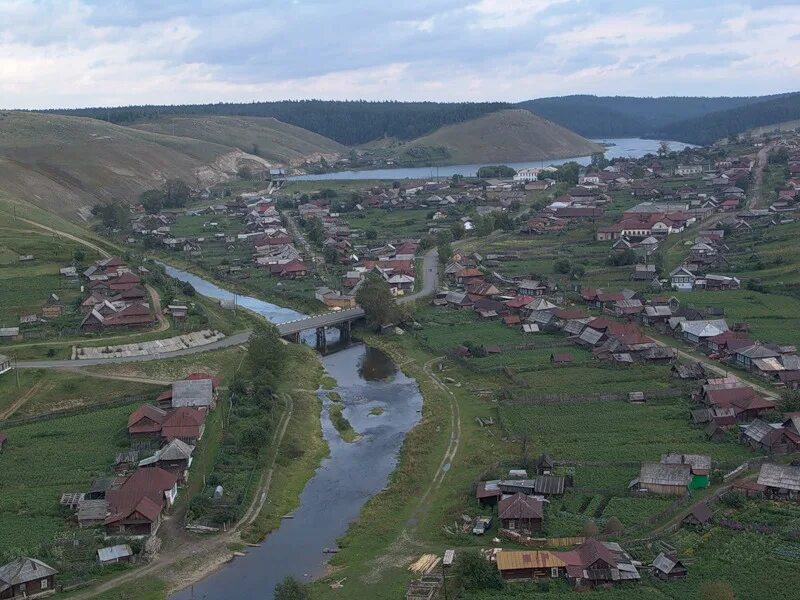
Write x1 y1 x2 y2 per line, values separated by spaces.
495 551 566 581
680 319 728 345
676 164 703 176
168 305 188 321
733 343 781 371
139 438 194 481
561 539 641 588
757 463 800 500
681 503 713 528
517 280 547 296
160 407 207 444
633 462 691 496
661 453 711 489
0 557 57 599
498 492 543 532
444 291 473 309
670 266 696 290
128 404 167 439
741 420 800 454
651 553 688 580
161 379 216 410
672 361 705 380
104 467 179 536
97 544 133 565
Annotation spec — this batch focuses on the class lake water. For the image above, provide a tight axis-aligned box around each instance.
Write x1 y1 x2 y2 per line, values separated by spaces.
162 264 423 600
289 137 694 181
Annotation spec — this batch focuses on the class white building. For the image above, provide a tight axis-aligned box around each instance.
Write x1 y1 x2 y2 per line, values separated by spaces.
676 165 703 177
513 168 541 182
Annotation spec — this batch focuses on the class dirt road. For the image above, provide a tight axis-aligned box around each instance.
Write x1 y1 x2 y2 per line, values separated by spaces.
748 142 775 209
16 217 112 258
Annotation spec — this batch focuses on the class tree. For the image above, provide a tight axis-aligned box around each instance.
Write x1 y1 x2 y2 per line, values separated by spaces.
274 576 310 600
162 179 191 208
92 201 128 229
582 519 599 537
658 140 671 157
323 245 338 265
554 162 579 185
604 516 624 534
305 216 325 245
356 272 398 327
140 189 163 213
246 322 287 386
365 228 378 240
569 264 586 279
237 165 253 180
453 550 504 591
701 580 735 600
780 389 800 413
553 258 571 274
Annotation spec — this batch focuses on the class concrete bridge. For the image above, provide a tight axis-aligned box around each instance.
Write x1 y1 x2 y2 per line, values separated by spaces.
277 307 365 351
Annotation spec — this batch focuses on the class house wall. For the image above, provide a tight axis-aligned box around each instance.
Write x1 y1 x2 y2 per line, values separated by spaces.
644 483 686 496
1 575 56 598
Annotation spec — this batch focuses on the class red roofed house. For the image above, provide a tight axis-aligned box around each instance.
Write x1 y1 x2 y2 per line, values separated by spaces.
108 271 142 291
104 467 178 536
127 405 167 439
160 407 207 445
276 260 308 278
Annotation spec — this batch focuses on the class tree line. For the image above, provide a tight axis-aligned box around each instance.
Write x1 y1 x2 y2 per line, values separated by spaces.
42 100 510 146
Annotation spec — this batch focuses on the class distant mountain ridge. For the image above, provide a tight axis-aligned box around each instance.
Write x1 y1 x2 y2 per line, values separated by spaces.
519 93 800 144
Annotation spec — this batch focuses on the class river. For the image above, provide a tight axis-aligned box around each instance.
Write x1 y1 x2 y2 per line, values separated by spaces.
289 137 695 181
163 264 423 600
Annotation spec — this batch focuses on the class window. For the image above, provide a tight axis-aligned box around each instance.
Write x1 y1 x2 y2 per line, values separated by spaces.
41 578 48 589
19 583 26 592
551 567 559 578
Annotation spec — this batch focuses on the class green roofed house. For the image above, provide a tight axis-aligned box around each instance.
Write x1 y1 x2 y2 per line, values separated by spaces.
661 453 711 489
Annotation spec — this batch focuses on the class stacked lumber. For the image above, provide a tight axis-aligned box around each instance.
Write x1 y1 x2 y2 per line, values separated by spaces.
408 554 441 574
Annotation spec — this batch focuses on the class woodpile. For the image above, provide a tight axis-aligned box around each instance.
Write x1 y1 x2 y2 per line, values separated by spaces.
408 554 440 574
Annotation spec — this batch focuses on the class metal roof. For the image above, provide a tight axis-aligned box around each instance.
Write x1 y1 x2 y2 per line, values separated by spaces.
97 544 133 563
758 463 800 491
639 462 691 487
172 379 214 408
496 550 565 571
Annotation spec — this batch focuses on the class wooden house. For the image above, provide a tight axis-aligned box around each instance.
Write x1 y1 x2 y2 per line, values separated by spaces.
757 463 800 501
498 493 543 532
681 503 713 528
651 553 688 580
632 462 691 496
495 551 566 581
0 557 57 599
104 467 178 536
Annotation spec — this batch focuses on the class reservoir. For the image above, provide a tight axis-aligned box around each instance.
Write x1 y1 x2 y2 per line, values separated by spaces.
289 137 694 181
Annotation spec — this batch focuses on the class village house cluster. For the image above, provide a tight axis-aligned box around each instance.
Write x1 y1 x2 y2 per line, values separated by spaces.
79 257 155 331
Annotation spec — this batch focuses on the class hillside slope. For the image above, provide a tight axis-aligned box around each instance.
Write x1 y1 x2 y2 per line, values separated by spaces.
389 109 604 165
129 115 345 166
519 95 775 139
657 93 800 145
0 111 260 219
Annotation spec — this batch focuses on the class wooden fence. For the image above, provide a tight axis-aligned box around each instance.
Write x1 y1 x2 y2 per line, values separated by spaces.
503 387 685 405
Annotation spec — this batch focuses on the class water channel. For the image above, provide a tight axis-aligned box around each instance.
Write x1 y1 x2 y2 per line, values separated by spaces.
163 264 423 599
289 137 695 181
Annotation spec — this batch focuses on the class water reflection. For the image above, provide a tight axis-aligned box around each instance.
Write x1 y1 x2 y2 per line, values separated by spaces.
358 346 398 381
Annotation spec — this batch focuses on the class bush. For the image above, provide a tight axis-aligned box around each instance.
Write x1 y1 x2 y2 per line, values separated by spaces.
454 550 504 591
720 491 744 509
553 258 571 274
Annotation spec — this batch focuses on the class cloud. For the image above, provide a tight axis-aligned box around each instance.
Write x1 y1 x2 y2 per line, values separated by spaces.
0 0 798 108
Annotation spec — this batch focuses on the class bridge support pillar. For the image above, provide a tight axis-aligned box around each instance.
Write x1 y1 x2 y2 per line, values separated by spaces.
338 320 352 345
315 327 327 353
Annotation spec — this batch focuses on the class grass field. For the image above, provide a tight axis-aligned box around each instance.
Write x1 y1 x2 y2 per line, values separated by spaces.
340 207 435 240
0 368 163 418
0 401 138 552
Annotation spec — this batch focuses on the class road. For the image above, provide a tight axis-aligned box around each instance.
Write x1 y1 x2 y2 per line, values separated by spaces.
748 142 775 209
16 331 252 368
398 248 438 304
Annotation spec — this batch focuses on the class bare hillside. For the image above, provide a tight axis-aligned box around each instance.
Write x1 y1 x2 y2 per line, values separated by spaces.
400 109 604 164
0 111 256 218
129 115 345 166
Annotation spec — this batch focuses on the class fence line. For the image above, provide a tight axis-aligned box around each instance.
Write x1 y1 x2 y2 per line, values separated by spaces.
0 393 152 428
503 387 685 405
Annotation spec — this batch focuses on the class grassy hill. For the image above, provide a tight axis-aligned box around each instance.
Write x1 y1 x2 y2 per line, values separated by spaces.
380 109 604 165
129 115 345 166
0 111 263 218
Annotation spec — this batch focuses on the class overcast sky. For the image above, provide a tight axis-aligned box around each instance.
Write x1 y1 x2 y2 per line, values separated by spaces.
1 0 799 109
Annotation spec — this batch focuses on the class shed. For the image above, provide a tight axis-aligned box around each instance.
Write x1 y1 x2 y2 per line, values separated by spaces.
550 352 573 365
77 499 108 528
628 391 645 403
757 463 800 500
652 553 688 579
635 462 691 496
97 545 133 565
682 503 713 528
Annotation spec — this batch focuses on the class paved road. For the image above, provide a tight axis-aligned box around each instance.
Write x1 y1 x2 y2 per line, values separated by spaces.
398 248 438 304
16 331 252 369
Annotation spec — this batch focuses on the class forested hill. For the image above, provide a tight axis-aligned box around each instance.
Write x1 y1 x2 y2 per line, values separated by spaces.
657 92 800 145
518 94 783 139
44 100 511 146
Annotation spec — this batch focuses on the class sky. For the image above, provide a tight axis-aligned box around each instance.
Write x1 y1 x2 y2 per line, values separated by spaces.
1 0 799 109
